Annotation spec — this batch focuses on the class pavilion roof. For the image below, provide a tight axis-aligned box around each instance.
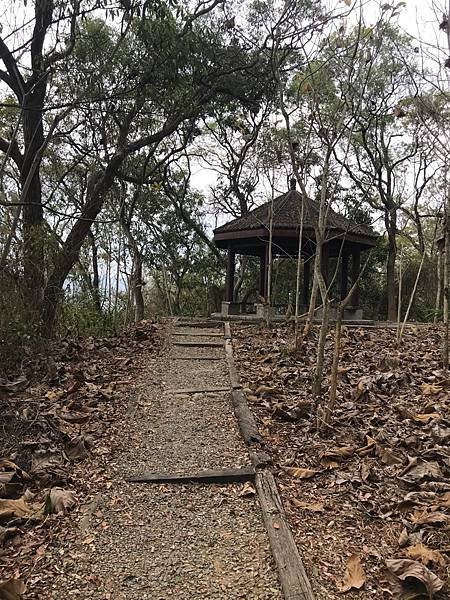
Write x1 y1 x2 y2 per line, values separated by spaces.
214 188 378 241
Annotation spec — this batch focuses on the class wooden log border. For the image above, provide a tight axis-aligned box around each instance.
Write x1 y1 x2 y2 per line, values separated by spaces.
173 340 224 348
128 466 255 485
223 322 316 600
167 386 231 395
172 356 223 361
174 320 222 328
172 331 224 337
256 471 315 600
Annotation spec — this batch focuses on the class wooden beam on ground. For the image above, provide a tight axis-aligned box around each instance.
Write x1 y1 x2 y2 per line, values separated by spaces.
231 389 262 444
256 470 315 600
249 451 272 469
172 331 224 337
225 339 241 389
127 466 255 484
173 341 223 348
174 321 222 328
172 356 223 361
167 386 230 395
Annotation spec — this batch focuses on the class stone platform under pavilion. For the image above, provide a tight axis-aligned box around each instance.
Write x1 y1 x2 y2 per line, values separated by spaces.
213 179 378 320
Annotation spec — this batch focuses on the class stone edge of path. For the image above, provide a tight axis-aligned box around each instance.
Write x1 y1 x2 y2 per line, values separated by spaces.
223 320 316 600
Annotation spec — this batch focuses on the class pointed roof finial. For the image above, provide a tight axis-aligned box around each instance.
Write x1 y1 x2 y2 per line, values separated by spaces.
289 177 297 190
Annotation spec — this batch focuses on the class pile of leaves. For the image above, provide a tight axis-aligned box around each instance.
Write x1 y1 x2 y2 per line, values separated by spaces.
233 322 450 599
0 320 162 597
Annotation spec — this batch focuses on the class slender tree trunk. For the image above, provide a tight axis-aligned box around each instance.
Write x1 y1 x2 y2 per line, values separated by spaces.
313 298 330 400
396 245 403 342
386 221 397 321
302 261 319 340
0 205 21 271
113 235 121 328
133 254 145 321
294 200 305 342
87 230 102 313
321 252 371 431
443 208 449 370
161 263 173 315
435 251 442 323
398 251 425 345
322 305 343 430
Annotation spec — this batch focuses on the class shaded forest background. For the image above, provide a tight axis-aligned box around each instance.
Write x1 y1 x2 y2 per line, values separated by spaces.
1 0 449 373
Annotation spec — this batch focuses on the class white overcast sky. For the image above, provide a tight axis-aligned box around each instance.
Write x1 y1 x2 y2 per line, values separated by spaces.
191 0 449 197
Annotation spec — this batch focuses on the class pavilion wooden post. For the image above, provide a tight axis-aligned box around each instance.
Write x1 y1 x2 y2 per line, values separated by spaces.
302 257 310 305
226 249 236 302
351 250 361 306
259 252 267 298
341 253 349 300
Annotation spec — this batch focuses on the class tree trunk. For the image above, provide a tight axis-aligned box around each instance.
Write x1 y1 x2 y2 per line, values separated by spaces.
386 221 397 321
313 298 330 400
21 90 46 321
322 305 343 431
88 230 102 313
41 170 113 336
443 209 449 370
133 254 145 321
435 251 442 323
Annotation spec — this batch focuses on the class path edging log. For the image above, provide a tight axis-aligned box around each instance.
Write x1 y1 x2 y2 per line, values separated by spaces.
224 322 316 600
127 466 255 484
231 388 262 444
173 340 223 348
174 320 222 328
256 470 315 600
172 331 224 337
173 356 223 361
167 386 230 395
225 339 242 389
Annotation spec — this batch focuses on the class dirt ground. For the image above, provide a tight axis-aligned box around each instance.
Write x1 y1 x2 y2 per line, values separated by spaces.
233 322 450 599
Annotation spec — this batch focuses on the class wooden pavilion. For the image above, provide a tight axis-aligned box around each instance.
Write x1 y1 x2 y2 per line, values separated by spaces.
213 178 378 319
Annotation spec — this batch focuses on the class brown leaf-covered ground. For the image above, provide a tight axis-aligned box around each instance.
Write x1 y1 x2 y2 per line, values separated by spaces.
0 321 163 593
233 322 450 599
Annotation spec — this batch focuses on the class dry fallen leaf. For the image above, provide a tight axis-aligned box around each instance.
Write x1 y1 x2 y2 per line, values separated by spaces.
0 578 26 600
292 498 324 512
0 496 43 522
284 467 318 479
386 558 444 597
421 383 442 396
239 482 256 497
410 510 448 526
402 461 443 484
255 385 277 395
337 554 366 592
320 446 355 464
413 413 441 424
356 435 376 456
398 528 409 547
378 447 403 466
403 543 446 567
48 488 77 514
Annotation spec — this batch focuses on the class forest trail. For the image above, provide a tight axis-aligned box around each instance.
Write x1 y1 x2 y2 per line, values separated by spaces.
26 322 283 599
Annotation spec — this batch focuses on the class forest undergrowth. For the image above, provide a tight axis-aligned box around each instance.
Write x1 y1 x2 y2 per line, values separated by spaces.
234 323 450 599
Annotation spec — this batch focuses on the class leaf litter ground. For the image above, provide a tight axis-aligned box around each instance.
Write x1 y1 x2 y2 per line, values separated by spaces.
233 322 450 599
0 322 282 599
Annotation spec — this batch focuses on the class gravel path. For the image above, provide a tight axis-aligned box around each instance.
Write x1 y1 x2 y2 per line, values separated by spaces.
42 482 281 599
31 323 283 599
